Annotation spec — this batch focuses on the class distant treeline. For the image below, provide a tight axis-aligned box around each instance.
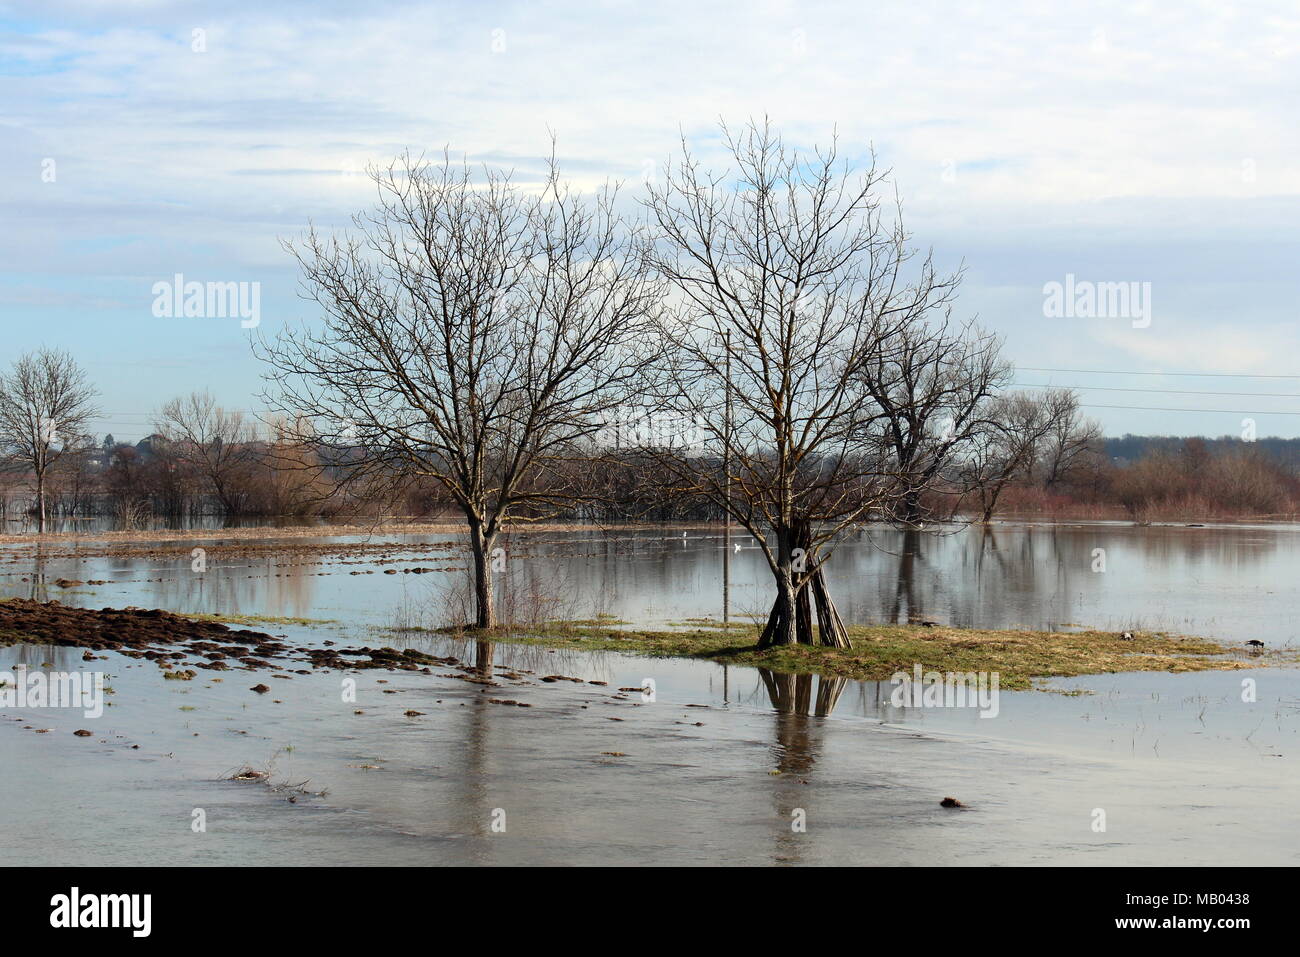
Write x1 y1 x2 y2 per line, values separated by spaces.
5 424 1298 529
1105 434 1300 468
989 434 1300 520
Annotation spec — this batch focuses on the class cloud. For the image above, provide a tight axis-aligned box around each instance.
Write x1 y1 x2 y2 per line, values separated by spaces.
1092 323 1286 376
3 0 1300 436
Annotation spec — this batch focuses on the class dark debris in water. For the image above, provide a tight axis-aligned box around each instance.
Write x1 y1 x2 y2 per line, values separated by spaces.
0 599 466 678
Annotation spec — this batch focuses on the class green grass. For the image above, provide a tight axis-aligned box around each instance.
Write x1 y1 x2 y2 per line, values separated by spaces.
391 619 1282 691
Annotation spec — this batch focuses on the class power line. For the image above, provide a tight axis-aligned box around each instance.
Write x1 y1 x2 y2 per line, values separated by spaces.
91 411 262 416
1079 403 1300 415
1016 382 1300 398
1019 367 1300 379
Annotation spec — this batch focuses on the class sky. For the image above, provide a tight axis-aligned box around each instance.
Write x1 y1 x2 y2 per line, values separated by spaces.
2 0 1299 441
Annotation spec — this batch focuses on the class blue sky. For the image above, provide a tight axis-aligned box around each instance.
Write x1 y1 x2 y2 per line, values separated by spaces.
3 0 1299 440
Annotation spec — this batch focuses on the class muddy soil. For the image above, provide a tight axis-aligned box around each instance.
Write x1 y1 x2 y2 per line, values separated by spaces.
0 599 471 677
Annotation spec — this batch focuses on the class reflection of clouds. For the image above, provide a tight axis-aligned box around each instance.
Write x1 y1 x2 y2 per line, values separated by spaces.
3 644 82 672
5 523 1294 648
835 523 1290 640
145 551 320 620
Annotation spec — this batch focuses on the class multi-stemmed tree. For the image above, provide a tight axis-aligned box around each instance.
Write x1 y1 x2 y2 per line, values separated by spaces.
640 120 970 648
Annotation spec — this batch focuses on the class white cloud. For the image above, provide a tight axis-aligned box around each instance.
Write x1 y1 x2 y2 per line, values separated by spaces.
3 0 1300 436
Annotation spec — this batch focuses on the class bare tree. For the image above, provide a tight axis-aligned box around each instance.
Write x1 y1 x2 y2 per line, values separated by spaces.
48 432 99 519
1038 398 1104 489
0 348 99 533
156 390 256 515
963 389 1078 522
258 150 659 628
642 119 966 649
857 314 1010 523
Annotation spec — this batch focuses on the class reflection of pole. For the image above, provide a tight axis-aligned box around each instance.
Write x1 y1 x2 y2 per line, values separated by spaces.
723 329 731 625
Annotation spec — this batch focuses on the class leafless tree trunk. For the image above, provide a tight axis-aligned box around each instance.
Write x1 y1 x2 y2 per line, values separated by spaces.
0 349 98 533
641 119 965 648
258 149 659 629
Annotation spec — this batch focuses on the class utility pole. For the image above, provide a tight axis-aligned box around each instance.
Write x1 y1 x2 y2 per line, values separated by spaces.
723 329 731 625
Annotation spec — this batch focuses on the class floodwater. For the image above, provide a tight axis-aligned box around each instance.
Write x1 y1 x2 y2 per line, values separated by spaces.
2 520 1298 865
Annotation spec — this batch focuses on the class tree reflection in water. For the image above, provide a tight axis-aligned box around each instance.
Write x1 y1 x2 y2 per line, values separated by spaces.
473 639 494 678
758 667 848 864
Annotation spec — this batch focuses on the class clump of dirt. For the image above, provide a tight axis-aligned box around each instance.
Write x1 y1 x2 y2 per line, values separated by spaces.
0 599 288 674
0 598 470 677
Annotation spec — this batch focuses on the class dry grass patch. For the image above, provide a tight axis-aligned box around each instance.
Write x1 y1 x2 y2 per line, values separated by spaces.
448 620 1284 691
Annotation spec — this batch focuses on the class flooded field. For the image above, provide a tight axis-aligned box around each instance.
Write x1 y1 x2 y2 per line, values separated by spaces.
3 520 1298 865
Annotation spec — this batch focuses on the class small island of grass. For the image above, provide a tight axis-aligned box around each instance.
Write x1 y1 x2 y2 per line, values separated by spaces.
391 619 1280 691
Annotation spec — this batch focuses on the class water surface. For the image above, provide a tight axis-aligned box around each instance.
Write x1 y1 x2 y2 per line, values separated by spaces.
3 520 1296 865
